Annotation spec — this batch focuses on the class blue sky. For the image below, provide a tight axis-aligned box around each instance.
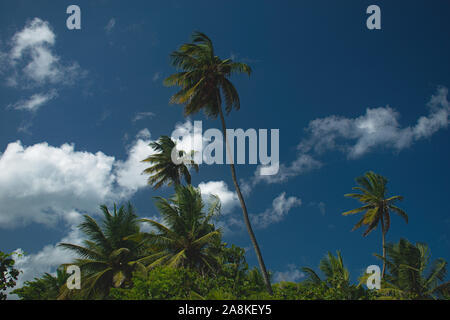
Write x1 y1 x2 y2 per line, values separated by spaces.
1 0 449 291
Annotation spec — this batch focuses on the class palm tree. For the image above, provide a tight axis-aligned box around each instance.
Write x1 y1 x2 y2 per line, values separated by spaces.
342 171 408 278
302 251 350 290
142 135 198 189
58 203 146 299
11 266 69 300
136 185 222 274
376 238 449 299
164 31 273 294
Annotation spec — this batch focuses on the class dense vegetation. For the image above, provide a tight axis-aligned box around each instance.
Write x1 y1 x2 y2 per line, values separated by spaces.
3 32 449 300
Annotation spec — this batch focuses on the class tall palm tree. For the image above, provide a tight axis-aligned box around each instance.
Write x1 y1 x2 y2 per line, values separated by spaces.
302 251 350 290
376 238 449 299
58 203 146 299
142 135 198 189
136 185 222 275
342 171 408 278
164 31 273 294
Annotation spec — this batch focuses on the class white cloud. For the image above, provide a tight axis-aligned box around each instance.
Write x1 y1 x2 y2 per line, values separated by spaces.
273 264 305 283
0 140 116 227
0 129 154 228
198 180 239 215
249 86 450 186
115 130 154 194
251 192 302 229
298 86 450 159
132 112 155 123
5 18 84 87
413 86 450 139
104 18 116 33
9 89 57 111
252 154 321 185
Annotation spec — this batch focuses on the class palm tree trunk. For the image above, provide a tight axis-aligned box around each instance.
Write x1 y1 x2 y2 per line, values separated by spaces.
380 214 386 279
217 102 273 295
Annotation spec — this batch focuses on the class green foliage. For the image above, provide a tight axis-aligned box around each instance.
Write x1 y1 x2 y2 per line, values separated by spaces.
343 171 407 237
110 243 269 300
142 135 198 189
136 185 222 273
301 251 369 300
11 267 69 300
0 251 20 300
58 203 146 299
376 238 450 299
164 31 251 119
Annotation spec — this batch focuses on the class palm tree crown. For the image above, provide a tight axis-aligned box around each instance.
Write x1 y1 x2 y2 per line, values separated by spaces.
142 135 198 189
377 238 449 299
164 31 251 118
302 251 350 289
58 203 145 299
138 185 222 274
343 171 408 278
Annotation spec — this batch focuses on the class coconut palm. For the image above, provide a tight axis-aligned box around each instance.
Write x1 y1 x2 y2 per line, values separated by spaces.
342 171 408 278
142 135 198 189
164 31 272 294
58 203 146 299
376 238 449 299
136 185 222 275
302 251 350 289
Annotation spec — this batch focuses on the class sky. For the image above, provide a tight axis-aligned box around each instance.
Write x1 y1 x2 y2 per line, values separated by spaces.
0 0 449 296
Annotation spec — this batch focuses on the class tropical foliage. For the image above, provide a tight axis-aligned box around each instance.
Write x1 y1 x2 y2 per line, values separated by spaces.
5 32 448 302
301 251 367 300
11 267 69 300
58 203 146 299
0 251 20 300
164 31 272 295
135 185 222 274
142 135 198 189
375 238 450 299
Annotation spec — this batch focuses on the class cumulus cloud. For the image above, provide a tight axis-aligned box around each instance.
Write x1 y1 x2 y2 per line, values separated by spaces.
4 18 84 87
115 129 154 194
251 192 302 229
0 130 153 228
249 86 450 186
0 141 115 227
273 264 305 283
198 180 239 215
8 89 57 112
299 86 450 159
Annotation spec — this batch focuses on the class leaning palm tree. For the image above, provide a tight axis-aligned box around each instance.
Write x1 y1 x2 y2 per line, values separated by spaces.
342 171 408 278
136 185 222 275
142 135 198 189
376 238 449 299
58 203 146 299
164 31 273 294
